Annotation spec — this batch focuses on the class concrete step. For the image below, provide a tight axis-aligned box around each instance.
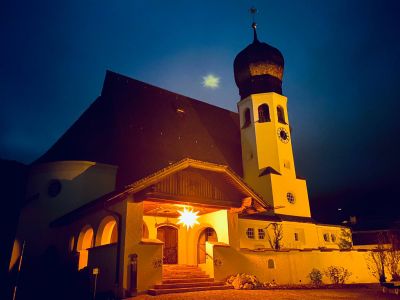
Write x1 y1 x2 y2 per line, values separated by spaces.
163 265 198 269
148 284 233 295
154 281 225 290
162 277 214 284
163 271 207 277
163 269 205 273
163 274 208 279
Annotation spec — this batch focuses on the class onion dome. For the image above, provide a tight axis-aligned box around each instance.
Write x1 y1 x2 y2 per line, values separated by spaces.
234 23 284 99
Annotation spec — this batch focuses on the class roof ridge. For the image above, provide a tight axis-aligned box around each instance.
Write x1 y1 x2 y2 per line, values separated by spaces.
103 70 237 115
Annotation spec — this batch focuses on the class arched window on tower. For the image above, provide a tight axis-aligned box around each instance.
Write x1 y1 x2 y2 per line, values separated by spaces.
258 104 270 123
243 108 251 128
277 106 286 124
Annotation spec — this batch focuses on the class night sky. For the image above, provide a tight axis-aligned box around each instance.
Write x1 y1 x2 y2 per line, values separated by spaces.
1 1 400 223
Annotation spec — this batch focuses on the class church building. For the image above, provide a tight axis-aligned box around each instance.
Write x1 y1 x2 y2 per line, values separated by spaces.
13 23 376 297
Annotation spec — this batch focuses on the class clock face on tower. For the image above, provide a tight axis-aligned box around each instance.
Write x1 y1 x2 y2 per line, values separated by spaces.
277 127 290 143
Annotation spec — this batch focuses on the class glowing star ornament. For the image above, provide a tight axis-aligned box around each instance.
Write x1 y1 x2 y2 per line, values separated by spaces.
177 207 200 230
202 74 220 89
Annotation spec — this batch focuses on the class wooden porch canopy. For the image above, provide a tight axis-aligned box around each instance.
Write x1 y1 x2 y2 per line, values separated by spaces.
129 158 267 210
51 158 268 227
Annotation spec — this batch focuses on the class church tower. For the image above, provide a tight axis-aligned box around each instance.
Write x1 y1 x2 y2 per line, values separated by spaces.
234 22 311 217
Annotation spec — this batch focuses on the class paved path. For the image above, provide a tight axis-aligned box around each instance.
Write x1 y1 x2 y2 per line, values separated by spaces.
132 286 398 300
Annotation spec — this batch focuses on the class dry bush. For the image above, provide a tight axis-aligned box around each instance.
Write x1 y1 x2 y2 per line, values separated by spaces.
324 266 352 284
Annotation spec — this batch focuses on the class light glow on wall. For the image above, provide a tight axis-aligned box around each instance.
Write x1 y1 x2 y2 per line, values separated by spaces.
177 207 200 229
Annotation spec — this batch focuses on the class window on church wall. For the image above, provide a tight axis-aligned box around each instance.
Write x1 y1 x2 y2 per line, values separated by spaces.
331 233 336 242
277 106 286 124
267 259 275 269
286 192 295 204
294 232 299 242
243 108 251 128
246 228 255 239
258 104 270 123
258 228 265 240
323 233 330 242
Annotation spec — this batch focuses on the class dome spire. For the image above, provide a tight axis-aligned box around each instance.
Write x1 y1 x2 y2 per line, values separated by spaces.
233 7 285 99
252 22 259 43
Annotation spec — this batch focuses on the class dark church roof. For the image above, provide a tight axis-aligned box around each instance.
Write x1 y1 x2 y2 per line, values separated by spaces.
35 71 243 188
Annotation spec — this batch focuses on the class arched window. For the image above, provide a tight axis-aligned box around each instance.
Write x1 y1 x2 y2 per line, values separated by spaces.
95 216 118 246
243 108 251 128
258 104 270 122
77 226 94 270
277 106 286 124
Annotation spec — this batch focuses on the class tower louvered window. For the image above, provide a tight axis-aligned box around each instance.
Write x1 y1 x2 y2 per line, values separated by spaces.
258 104 270 123
277 106 286 124
243 108 251 128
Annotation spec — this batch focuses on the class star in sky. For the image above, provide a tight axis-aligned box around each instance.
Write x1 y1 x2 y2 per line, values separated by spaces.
202 74 220 89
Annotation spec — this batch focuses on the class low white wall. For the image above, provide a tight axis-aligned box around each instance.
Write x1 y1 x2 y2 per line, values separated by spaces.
88 243 118 293
212 245 377 285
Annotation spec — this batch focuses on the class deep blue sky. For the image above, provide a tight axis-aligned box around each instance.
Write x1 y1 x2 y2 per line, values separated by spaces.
1 1 400 221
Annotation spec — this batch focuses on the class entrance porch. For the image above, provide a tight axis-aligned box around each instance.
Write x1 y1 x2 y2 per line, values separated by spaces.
142 200 231 266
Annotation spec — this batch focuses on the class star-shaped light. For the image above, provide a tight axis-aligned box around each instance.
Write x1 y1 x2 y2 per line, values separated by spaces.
202 74 220 89
177 207 200 230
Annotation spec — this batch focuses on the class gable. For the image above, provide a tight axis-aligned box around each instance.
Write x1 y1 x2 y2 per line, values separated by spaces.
135 168 247 208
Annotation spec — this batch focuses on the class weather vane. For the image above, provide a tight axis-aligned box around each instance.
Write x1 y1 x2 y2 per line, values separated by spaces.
249 6 258 27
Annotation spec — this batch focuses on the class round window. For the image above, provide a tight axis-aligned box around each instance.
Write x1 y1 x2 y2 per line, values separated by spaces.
48 179 62 197
286 192 295 204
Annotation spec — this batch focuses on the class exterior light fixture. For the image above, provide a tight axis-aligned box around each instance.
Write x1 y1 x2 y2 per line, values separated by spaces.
177 207 200 230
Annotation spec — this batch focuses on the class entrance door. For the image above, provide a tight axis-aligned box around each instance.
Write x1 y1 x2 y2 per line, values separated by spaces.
157 226 178 264
197 227 217 264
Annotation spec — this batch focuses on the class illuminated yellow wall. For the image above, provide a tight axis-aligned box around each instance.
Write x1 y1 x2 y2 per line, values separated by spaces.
120 201 163 296
238 218 347 250
142 209 230 267
211 245 376 284
238 92 311 217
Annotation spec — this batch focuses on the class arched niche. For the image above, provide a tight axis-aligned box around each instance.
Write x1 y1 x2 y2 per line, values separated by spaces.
77 225 94 270
95 216 118 246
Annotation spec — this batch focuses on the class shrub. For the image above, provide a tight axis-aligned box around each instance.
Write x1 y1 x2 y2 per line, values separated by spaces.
226 273 262 289
308 268 323 286
324 266 352 284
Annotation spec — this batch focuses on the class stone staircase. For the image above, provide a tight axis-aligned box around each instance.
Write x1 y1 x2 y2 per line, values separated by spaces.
148 264 232 295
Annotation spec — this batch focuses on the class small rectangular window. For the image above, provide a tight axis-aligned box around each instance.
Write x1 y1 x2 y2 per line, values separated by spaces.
267 259 275 269
294 232 299 241
246 228 255 239
258 229 265 240
323 233 330 242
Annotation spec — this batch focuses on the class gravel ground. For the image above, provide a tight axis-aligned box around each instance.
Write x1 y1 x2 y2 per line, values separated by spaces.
131 286 398 300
